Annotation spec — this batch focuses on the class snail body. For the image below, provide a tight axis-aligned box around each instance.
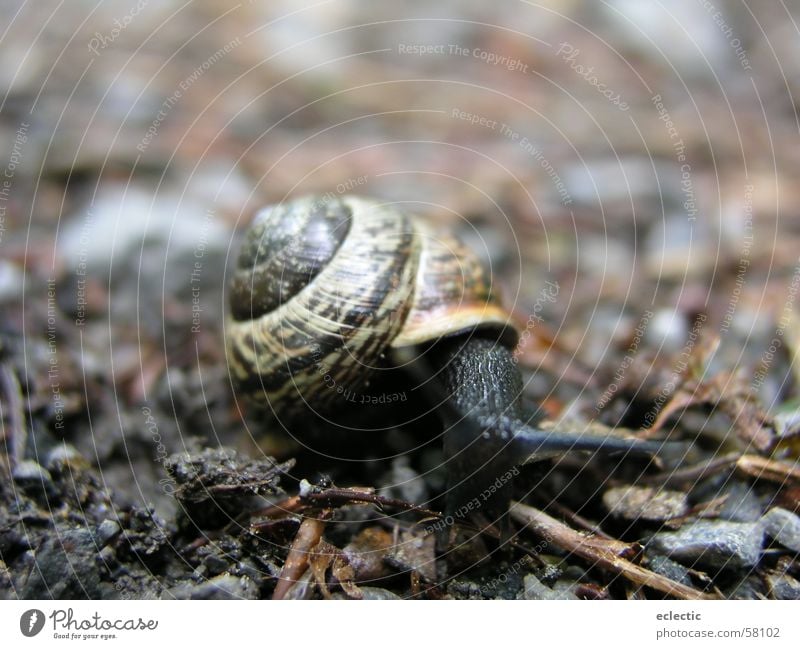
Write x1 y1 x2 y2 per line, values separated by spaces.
227 195 659 525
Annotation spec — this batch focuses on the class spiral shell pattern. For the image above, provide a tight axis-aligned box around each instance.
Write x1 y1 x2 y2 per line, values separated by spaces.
226 195 514 419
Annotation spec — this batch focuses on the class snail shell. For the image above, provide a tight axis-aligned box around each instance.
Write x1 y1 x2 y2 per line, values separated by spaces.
226 195 517 419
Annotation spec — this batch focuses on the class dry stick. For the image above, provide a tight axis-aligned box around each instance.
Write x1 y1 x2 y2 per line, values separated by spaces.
254 488 440 521
509 501 717 600
735 454 800 486
272 514 329 600
253 495 304 519
301 487 441 518
546 501 615 540
638 452 740 488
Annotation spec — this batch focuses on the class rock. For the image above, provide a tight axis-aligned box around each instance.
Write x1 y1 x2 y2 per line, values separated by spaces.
96 520 121 546
201 552 231 577
57 184 231 336
714 481 765 523
760 507 800 553
58 184 229 277
446 580 485 600
563 157 677 206
44 443 86 473
645 213 707 280
331 587 401 600
385 530 437 584
690 475 766 522
645 554 694 587
0 260 24 302
115 507 171 567
11 460 57 501
168 573 259 600
648 521 763 570
19 524 117 598
0 559 13 596
601 0 734 80
727 575 768 600
342 527 394 583
645 309 691 353
765 571 800 600
523 574 578 600
378 457 428 506
772 408 800 441
603 485 689 521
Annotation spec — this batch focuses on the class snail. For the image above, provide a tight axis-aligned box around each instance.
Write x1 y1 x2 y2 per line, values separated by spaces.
226 195 661 529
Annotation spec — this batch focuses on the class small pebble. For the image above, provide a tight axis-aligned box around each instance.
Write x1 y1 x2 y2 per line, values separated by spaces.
648 521 763 570
169 574 258 600
772 409 800 440
523 574 578 600
760 507 800 553
765 571 800 600
727 575 768 600
603 485 688 521
645 308 690 352
378 457 428 505
713 481 765 523
96 520 121 546
331 587 401 600
45 443 85 473
20 525 112 598
0 261 24 302
201 553 231 577
11 460 56 500
645 554 694 587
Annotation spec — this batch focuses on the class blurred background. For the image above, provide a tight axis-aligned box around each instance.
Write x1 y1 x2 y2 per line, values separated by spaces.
1 1 800 592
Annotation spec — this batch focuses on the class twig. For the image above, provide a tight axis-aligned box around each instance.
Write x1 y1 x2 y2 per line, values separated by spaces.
546 501 614 540
252 495 304 519
735 454 800 486
272 513 330 600
300 485 441 519
509 501 717 600
639 452 740 488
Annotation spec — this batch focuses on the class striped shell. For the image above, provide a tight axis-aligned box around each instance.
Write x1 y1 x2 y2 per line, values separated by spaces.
226 195 515 419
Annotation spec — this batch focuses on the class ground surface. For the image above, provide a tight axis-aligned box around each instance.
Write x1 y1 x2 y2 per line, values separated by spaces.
1 1 800 599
